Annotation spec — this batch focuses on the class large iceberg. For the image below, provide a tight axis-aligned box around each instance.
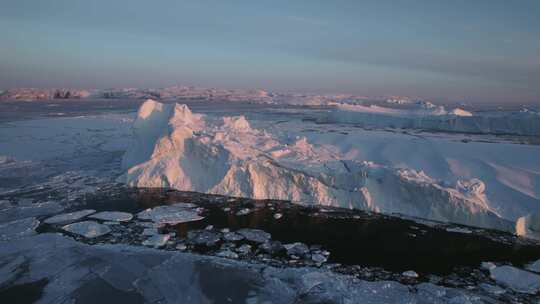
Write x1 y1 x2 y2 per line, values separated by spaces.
320 102 540 136
121 100 516 231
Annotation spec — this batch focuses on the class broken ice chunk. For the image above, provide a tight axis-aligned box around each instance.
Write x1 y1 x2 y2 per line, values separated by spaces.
142 234 171 248
137 204 204 225
237 229 270 243
89 211 133 222
45 209 96 225
489 265 540 294
402 270 419 278
62 221 111 238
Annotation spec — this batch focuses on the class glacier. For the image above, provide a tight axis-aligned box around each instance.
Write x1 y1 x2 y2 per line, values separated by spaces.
120 100 520 231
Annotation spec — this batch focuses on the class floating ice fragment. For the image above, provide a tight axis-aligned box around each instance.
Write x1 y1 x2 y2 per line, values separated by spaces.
45 209 96 225
142 228 159 236
481 262 496 270
402 270 419 278
237 229 271 243
142 234 171 248
216 250 239 259
62 221 111 238
89 211 133 222
187 230 221 246
489 265 540 294
526 259 540 273
445 227 472 234
478 283 506 295
137 204 204 225
236 208 251 216
223 231 244 242
284 242 310 257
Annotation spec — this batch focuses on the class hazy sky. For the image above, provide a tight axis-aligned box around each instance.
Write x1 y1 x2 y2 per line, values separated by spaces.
1 0 539 103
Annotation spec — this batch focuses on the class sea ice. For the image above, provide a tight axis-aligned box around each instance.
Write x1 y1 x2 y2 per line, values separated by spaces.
45 209 96 225
237 229 271 243
526 259 540 273
402 270 419 278
322 102 540 136
137 203 204 225
89 211 133 222
0 217 39 241
489 265 540 294
0 201 63 223
142 234 171 248
62 221 111 238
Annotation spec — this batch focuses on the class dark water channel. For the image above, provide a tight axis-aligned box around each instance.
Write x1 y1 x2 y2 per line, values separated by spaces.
82 187 540 276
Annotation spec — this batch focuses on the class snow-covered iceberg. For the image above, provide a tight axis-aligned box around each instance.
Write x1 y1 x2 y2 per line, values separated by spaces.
121 100 515 231
320 102 540 136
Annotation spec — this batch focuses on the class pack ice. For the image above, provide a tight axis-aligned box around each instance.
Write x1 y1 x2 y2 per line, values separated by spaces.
121 100 519 231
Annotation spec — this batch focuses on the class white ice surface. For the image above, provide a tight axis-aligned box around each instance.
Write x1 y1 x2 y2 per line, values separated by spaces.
44 209 96 225
121 100 540 231
489 265 540 294
62 221 111 238
321 102 540 136
89 211 133 222
0 233 498 303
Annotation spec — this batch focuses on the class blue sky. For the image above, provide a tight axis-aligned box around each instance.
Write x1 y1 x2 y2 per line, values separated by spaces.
1 0 539 103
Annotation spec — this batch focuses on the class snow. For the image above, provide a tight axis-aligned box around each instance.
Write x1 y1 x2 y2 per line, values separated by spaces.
489 265 540 294
62 221 111 238
89 211 133 222
44 209 96 225
121 100 520 231
322 102 540 136
136 203 204 225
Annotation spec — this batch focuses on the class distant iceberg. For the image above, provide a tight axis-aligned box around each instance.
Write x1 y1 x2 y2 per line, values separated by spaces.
121 100 516 231
320 102 540 136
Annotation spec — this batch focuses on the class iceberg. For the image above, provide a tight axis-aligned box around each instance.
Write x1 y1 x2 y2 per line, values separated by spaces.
515 213 540 240
320 102 540 136
121 100 517 231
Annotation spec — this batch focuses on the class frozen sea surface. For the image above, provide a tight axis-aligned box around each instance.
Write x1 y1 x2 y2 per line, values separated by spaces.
1 99 539 303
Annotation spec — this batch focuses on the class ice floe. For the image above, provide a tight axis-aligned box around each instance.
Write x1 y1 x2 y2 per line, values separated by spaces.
44 209 96 225
136 203 204 225
0 217 39 241
62 220 111 238
142 234 171 248
89 211 133 222
489 265 540 294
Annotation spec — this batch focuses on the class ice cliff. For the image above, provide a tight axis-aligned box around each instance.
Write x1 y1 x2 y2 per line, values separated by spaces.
321 102 540 136
121 100 515 231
